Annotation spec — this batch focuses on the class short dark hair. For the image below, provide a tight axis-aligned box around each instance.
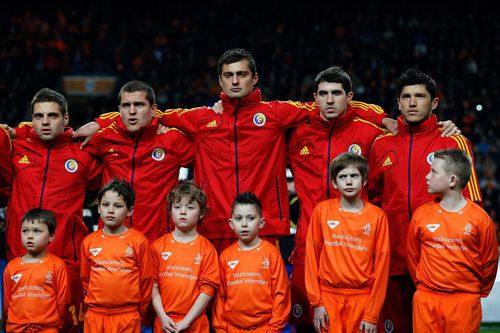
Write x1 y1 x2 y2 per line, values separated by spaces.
397 68 437 99
21 208 56 235
313 66 352 94
330 152 369 183
168 181 208 216
97 178 135 209
118 80 156 106
433 148 472 190
231 192 262 216
217 48 257 77
31 88 68 116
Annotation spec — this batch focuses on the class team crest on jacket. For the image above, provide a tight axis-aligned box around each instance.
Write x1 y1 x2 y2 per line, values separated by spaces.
348 144 362 155
89 248 102 256
252 113 267 127
427 152 435 165
227 260 239 269
161 252 172 261
65 159 78 173
45 271 53 284
151 148 166 161
11 273 22 283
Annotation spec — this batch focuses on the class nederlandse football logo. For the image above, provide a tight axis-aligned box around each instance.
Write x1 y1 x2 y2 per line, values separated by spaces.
151 148 166 161
89 248 102 256
65 159 78 173
161 252 172 261
45 271 53 284
253 113 266 127
11 273 22 283
227 260 239 269
426 224 440 233
348 144 362 155
327 220 340 229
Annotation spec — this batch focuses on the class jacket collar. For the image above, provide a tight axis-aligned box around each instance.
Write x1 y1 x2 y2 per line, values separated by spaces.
220 88 262 115
310 104 356 130
29 127 73 147
397 114 438 136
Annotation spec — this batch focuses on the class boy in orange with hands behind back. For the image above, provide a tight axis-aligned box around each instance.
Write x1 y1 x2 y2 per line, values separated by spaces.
213 192 291 332
407 148 498 332
150 182 219 332
3 208 69 333
80 179 153 333
305 152 390 333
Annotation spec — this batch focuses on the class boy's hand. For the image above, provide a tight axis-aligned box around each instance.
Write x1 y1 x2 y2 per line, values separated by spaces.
313 306 329 333
0 124 16 138
174 318 191 332
159 314 177 333
438 120 461 137
359 320 377 333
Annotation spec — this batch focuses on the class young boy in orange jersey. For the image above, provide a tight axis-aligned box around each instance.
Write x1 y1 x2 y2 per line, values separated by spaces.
150 182 219 332
305 152 390 333
3 208 69 332
213 192 291 332
80 178 153 333
407 148 498 332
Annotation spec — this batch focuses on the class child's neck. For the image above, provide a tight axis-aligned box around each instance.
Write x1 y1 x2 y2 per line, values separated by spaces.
238 237 262 251
173 228 198 243
340 196 364 212
22 250 47 263
103 225 128 236
438 191 467 212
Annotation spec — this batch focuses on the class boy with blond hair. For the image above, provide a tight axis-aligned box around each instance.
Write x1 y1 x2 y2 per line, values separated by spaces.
213 192 291 332
3 208 69 332
407 148 498 332
150 182 219 332
306 152 389 333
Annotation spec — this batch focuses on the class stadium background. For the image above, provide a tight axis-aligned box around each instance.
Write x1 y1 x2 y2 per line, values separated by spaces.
0 1 498 331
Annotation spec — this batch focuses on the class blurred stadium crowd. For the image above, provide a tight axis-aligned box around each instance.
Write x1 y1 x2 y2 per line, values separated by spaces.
0 2 498 232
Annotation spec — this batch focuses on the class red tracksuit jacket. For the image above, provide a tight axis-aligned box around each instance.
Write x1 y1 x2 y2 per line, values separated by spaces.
85 117 194 241
0 127 13 197
158 89 315 239
368 114 482 276
6 128 101 262
288 103 385 265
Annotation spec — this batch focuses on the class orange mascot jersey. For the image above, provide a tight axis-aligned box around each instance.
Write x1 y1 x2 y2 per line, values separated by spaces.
213 240 291 332
3 254 69 332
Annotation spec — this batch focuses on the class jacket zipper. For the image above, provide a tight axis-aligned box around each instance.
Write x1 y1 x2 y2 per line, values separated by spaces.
326 121 336 198
130 128 144 227
233 100 241 197
407 129 414 222
39 146 52 207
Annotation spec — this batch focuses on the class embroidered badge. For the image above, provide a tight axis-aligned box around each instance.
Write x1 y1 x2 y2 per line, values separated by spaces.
65 159 78 173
